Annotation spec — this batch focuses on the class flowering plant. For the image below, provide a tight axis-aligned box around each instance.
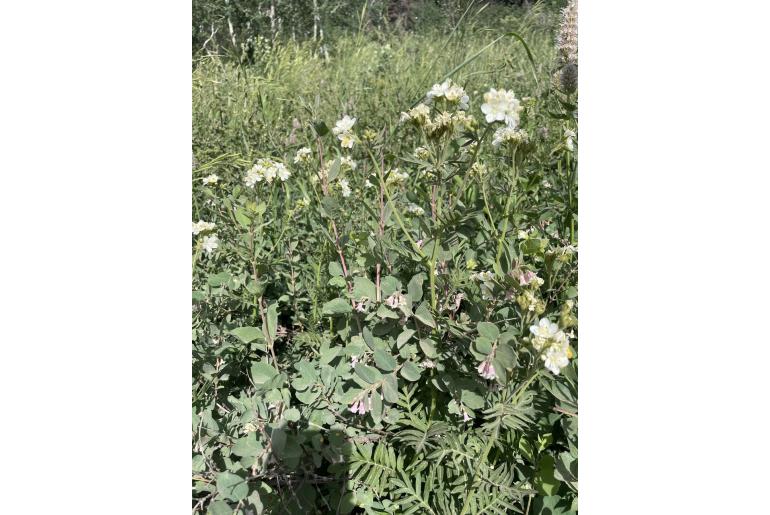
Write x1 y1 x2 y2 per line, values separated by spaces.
193 23 578 514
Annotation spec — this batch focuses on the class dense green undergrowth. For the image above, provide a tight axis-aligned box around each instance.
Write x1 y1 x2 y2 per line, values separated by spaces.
193 2 577 513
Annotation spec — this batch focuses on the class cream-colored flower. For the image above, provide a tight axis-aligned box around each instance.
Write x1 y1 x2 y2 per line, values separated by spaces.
339 179 352 197
293 147 312 164
192 220 216 235
481 88 522 127
405 203 425 216
340 132 355 149
492 126 529 148
201 174 219 185
202 234 219 255
332 115 356 135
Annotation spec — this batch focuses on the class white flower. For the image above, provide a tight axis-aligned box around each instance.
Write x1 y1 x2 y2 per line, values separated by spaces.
340 156 357 170
245 165 263 187
385 168 409 186
333 115 356 135
293 147 312 164
364 179 375 189
202 234 219 255
339 179 352 197
202 174 219 185
245 158 288 186
470 270 494 282
405 203 425 216
492 126 529 148
529 317 573 372
481 88 521 127
384 291 406 309
564 129 576 151
276 163 291 181
400 103 431 126
192 220 216 235
543 346 570 375
426 79 452 101
339 132 355 149
414 146 430 160
530 317 560 340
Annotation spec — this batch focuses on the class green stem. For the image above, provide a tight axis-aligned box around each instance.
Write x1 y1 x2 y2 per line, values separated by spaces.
495 147 518 269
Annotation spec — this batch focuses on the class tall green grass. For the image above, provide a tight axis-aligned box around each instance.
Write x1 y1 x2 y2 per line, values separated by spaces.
193 2 558 163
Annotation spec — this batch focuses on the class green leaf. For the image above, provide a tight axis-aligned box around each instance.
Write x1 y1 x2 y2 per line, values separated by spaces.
266 303 278 341
400 361 422 381
370 391 383 422
373 348 397 372
477 321 499 340
380 276 400 298
229 327 263 344
328 261 343 277
461 389 484 410
407 273 424 302
231 433 262 458
532 495 575 515
414 302 436 328
419 338 438 358
284 408 301 422
207 500 233 515
322 298 352 315
396 328 416 347
496 342 516 369
535 454 560 496
216 471 249 502
234 208 252 229
382 373 400 402
250 361 278 385
353 276 377 300
327 156 341 181
313 120 330 137
565 286 578 299
355 364 382 384
207 271 232 287
474 336 493 355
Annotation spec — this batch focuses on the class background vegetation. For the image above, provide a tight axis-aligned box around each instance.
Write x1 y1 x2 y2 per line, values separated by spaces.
193 1 577 513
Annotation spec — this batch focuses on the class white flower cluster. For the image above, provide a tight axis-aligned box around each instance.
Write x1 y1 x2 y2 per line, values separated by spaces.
414 146 430 160
529 318 573 375
192 220 216 235
385 168 409 186
492 126 529 148
245 158 290 187
425 79 469 110
338 178 352 198
481 88 522 127
201 234 219 256
293 147 312 164
400 103 431 126
332 115 356 149
201 174 219 185
405 203 425 216
385 291 407 309
469 270 494 282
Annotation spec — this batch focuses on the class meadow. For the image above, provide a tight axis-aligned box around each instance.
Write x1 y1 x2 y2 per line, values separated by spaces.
193 1 577 513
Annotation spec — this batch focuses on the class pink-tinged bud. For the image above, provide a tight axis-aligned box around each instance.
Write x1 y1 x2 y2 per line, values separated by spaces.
462 410 471 422
477 360 496 380
519 271 536 286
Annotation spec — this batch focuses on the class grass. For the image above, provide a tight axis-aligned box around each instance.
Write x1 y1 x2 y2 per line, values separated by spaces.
193 3 558 164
